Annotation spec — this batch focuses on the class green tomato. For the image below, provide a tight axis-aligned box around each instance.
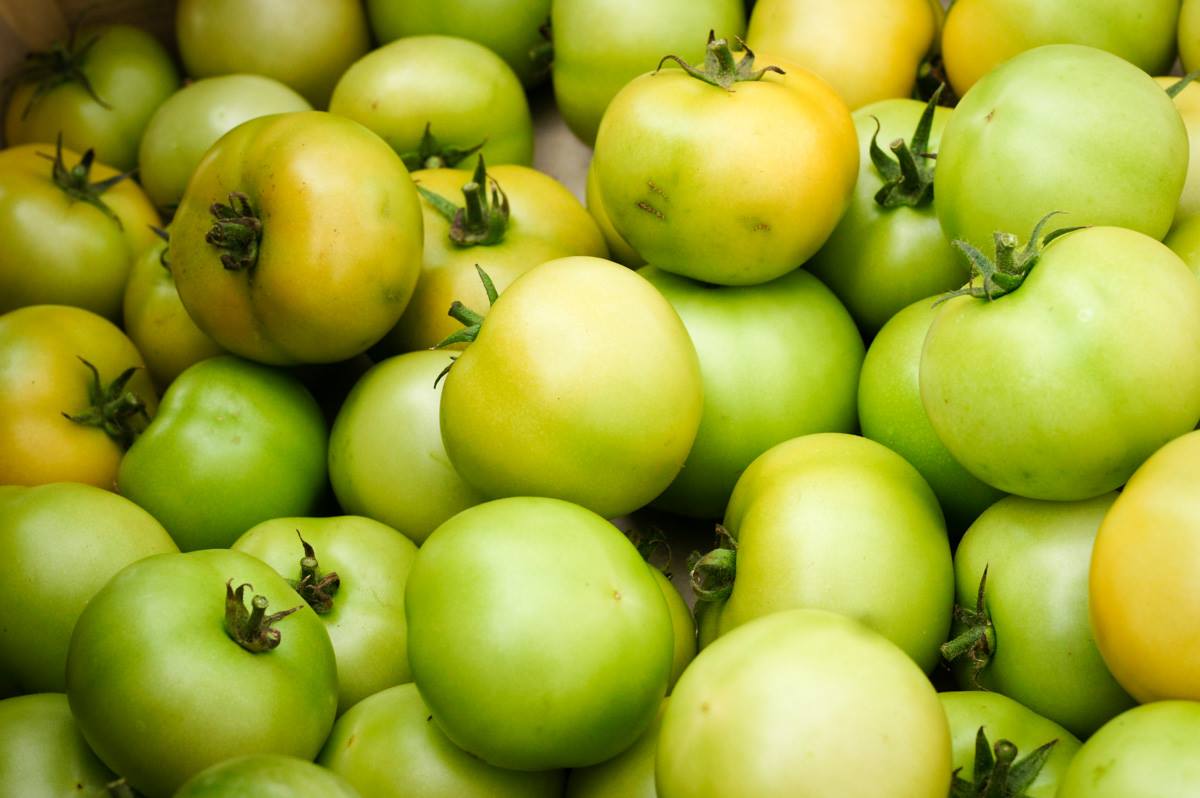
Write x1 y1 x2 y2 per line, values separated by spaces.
330 37 532 166
176 0 369 108
1057 702 1200 797
649 568 695 691
858 297 1004 531
0 483 178 693
1157 75 1200 224
138 75 311 211
640 266 863 518
585 160 643 267
1183 0 1200 75
439 256 703 519
808 98 965 334
66 549 338 797
173 755 361 798
940 692 1080 798
366 0 551 86
0 693 117 796
118 356 328 551
406 497 673 770
232 515 418 714
657 609 951 797
1165 213 1200 278
4 25 178 171
935 45 1187 251
566 698 666 798
921 227 1200 501
551 0 746 144
329 351 484 545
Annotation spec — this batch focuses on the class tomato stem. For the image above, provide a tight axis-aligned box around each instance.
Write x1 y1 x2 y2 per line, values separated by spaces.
291 532 340 615
868 85 942 208
3 25 111 119
949 727 1058 798
206 192 263 272
400 122 485 172
61 357 150 450
688 524 738 602
417 155 510 247
224 580 300 653
656 31 783 92
35 133 133 228
939 566 996 687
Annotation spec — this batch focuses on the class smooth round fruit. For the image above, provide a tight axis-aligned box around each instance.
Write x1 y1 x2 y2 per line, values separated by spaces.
0 693 118 795
173 755 361 798
566 699 665 798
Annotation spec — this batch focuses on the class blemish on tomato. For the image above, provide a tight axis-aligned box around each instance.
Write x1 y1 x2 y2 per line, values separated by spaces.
647 180 668 199
637 201 665 220
346 734 356 748
612 590 622 601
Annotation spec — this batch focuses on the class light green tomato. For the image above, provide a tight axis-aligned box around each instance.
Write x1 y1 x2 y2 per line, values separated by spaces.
858 297 1004 532
329 351 485 545
1184 0 1200 75
640 266 863 519
173 755 361 798
232 516 418 714
1165 213 1200 277
940 692 1080 798
649 568 695 691
566 699 665 798
0 483 178 693
0 693 118 796
138 75 311 211
330 36 532 166
319 683 565 797
586 159 643 267
1157 75 1200 224
551 0 746 145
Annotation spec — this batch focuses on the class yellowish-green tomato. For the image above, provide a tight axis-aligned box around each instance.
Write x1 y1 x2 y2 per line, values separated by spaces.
1157 74 1200 224
1164 213 1200 277
585 159 643 267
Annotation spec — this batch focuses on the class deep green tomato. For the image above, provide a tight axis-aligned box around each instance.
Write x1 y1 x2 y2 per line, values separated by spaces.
173 755 361 798
366 0 551 86
0 142 160 320
949 494 1135 736
808 99 964 334
858 297 1004 531
566 698 665 798
657 609 951 798
382 163 606 353
650 568 695 691
440 256 703 519
66 549 338 798
138 75 311 211
1057 702 1200 798
118 356 328 551
640 266 863 518
233 515 418 714
406 497 673 770
329 351 484 545
330 37 532 166
4 25 178 171
940 692 1080 798
0 483 177 693
319 683 565 797
176 0 369 108
921 227 1200 501
935 45 1187 251
552 0 746 145
0 693 117 797
708 433 953 672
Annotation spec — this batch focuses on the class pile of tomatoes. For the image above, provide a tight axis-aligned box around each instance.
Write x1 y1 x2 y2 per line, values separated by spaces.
3 0 1200 796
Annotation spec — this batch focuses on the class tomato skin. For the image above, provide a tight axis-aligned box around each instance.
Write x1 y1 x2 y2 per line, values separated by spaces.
1090 430 1200 703
921 227 1200 501
406 497 673 771
0 693 118 796
1165 213 1200 277
649 569 696 691
566 698 665 798
935 45 1187 251
4 25 178 172
232 515 418 714
66 549 338 798
174 755 361 798
1157 75 1200 225
1057 702 1200 798
657 609 951 798
951 494 1135 737
593 57 857 285
0 483 177 693
1183 0 1200 74
939 692 1081 798
551 0 746 145
944 0 1179 98
330 37 533 166
585 160 643 268
176 0 369 108
440 257 703 520
640 266 863 519
117 356 328 551
137 75 311 211
169 111 424 365
746 0 937 110
0 305 157 489
0 143 160 320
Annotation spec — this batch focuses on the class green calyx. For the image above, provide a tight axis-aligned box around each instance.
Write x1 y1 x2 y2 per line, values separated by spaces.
940 566 996 688
688 525 738 603
61 357 150 450
37 133 132 228
150 225 171 272
528 19 553 83
206 192 262 272
432 264 500 386
400 122 486 172
291 532 340 615
869 84 943 208
940 212 1082 302
950 726 1058 798
224 580 300 654
656 30 784 91
417 155 510 247
4 26 110 119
